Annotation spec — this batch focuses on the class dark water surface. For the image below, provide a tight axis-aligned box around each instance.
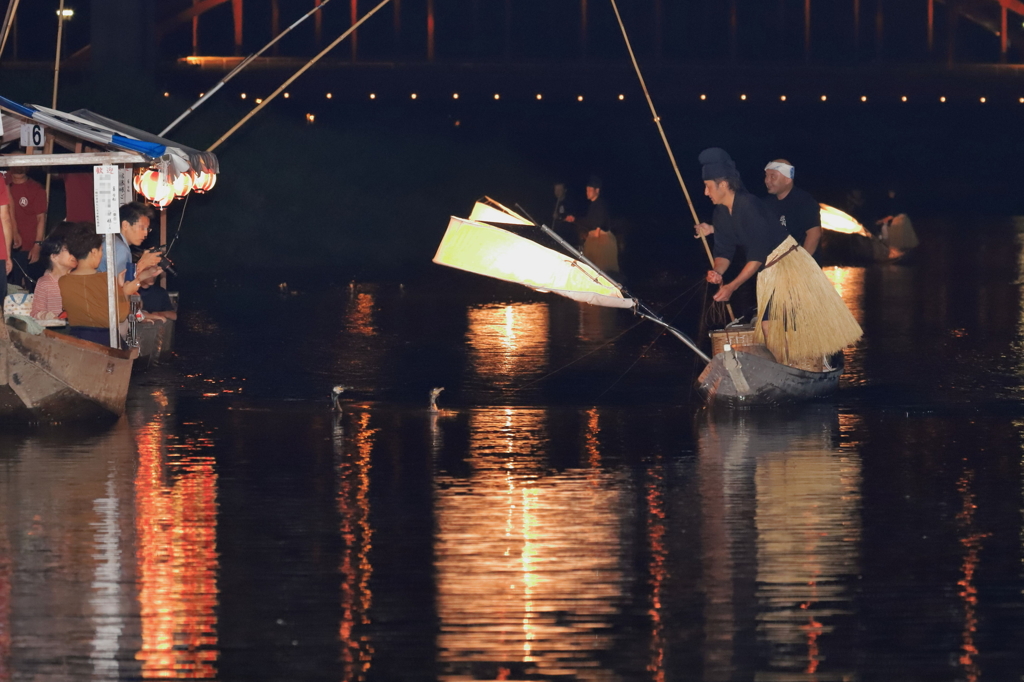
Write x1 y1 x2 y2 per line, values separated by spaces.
4 221 1024 681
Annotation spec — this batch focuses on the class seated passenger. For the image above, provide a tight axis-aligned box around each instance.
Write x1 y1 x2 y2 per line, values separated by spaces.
30 236 77 320
137 267 177 322
58 230 134 344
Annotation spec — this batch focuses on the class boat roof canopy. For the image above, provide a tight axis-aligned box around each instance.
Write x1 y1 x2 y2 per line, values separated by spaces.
0 95 218 176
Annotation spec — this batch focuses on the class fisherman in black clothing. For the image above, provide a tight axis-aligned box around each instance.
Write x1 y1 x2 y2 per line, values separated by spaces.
695 153 788 304
564 175 609 246
565 175 619 273
694 148 861 365
762 159 822 257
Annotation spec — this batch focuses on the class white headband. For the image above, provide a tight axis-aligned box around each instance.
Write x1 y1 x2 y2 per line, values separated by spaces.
765 162 795 179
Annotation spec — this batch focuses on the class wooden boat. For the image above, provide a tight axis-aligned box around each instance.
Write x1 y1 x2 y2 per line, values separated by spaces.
818 204 919 265
696 326 842 406
0 318 136 422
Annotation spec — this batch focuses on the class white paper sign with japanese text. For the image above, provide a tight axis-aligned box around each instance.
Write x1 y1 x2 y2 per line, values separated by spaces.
93 165 121 234
118 168 134 205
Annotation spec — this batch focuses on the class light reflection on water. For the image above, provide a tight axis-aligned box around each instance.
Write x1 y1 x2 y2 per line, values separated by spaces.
434 407 631 680
698 410 861 681
823 266 867 386
132 393 219 679
9 225 1024 679
466 303 550 389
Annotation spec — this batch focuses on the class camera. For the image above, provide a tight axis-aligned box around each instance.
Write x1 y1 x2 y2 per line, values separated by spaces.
144 245 177 277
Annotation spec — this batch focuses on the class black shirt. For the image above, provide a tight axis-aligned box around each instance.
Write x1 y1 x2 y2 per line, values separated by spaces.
712 191 790 265
575 196 609 232
761 186 821 247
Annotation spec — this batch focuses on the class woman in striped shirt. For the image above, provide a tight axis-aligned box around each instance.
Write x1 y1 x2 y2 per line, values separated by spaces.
31 237 77 320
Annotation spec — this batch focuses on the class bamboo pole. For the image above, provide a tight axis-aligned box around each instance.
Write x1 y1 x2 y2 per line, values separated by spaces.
606 0 733 320
207 0 393 152
0 0 21 65
161 0 338 137
52 0 65 110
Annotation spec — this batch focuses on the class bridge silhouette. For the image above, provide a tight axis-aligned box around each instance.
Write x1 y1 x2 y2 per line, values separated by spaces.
60 0 1024 67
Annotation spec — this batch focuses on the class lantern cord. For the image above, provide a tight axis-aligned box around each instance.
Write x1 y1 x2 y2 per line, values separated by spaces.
207 0 393 152
164 192 190 258
607 0 734 321
160 0 338 137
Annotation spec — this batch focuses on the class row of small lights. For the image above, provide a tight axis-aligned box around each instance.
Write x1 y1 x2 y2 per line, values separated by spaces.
163 90 1024 104
729 93 1019 103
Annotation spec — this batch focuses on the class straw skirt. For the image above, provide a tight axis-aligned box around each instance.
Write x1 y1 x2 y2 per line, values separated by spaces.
754 236 863 364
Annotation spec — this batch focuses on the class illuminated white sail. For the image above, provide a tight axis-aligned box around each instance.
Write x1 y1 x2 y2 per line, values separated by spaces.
819 203 872 237
467 197 534 226
433 217 634 309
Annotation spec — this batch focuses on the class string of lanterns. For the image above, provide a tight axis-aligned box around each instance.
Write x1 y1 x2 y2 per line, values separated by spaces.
135 167 217 208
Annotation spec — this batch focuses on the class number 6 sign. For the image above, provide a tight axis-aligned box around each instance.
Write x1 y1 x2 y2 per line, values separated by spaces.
20 123 44 147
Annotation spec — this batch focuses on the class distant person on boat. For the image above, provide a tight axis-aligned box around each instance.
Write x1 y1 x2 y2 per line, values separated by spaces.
762 159 822 257
5 160 48 287
564 175 619 274
875 188 919 260
97 202 163 289
30 229 79 321
552 181 576 243
694 147 861 366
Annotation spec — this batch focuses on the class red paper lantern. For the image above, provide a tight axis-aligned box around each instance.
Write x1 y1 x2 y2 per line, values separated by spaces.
172 171 194 197
137 169 174 208
133 171 143 194
193 169 217 193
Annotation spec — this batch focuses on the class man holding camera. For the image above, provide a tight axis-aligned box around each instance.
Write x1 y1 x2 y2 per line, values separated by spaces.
97 202 165 301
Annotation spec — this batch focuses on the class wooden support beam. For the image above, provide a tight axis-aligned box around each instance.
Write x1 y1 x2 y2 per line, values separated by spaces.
351 0 359 61
232 0 243 54
1001 4 1008 62
159 0 229 38
804 0 811 62
927 0 934 53
0 152 146 167
192 0 199 56
427 0 435 61
315 0 323 45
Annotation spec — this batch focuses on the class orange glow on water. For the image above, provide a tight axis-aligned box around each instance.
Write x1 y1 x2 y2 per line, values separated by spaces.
956 469 989 682
336 411 376 679
345 291 378 337
466 303 549 388
434 407 629 678
823 266 866 327
134 411 220 679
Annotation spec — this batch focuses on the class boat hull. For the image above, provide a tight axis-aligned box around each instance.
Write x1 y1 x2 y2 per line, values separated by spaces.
135 319 175 370
696 349 841 407
0 326 136 423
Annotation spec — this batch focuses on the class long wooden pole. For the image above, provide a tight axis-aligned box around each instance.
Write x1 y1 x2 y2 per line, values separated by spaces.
606 0 734 319
606 0 729 303
52 0 65 109
0 0 21 65
45 1 66 212
208 0 392 152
